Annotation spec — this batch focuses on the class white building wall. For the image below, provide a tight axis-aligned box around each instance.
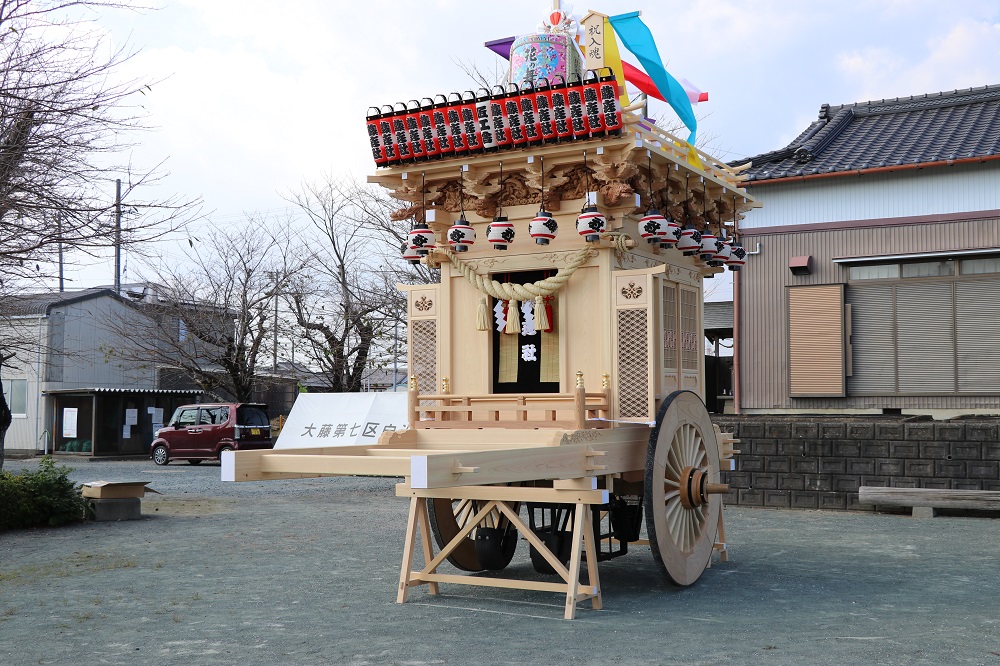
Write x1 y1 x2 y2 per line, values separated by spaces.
2 316 49 454
741 162 1000 229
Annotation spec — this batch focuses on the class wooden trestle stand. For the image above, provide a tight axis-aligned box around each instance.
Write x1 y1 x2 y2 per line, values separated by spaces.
223 89 757 619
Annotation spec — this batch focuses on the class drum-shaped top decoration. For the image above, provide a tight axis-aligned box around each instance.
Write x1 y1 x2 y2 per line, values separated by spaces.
576 204 606 242
529 210 558 245
448 214 476 252
510 33 584 88
487 215 515 250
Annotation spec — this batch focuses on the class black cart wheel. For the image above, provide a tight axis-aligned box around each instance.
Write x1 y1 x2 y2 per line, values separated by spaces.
644 390 727 586
427 497 519 572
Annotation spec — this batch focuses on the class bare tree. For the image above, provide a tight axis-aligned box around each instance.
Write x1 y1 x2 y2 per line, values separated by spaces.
0 1 199 468
284 176 436 392
107 220 301 402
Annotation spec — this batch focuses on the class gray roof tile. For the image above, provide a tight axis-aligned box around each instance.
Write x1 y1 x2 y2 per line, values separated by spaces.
739 84 1000 182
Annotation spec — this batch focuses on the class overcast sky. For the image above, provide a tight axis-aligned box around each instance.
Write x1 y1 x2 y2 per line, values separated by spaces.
66 0 1000 292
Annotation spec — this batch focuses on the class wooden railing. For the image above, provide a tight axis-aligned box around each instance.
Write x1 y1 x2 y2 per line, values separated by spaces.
408 372 611 430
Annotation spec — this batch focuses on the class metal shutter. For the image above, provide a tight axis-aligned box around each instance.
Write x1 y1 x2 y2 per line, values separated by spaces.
788 285 845 397
846 284 896 395
955 278 1000 393
895 282 955 393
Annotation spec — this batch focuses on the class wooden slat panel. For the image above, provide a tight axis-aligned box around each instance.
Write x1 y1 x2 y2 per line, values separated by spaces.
788 285 845 397
896 282 955 393
846 284 896 395
955 278 1000 392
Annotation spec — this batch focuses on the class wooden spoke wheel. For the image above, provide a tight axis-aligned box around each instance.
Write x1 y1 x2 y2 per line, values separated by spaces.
644 390 727 587
426 498 519 572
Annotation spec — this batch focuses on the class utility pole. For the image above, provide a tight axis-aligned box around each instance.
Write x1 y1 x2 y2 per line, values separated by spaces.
57 215 64 293
271 273 279 373
114 178 121 293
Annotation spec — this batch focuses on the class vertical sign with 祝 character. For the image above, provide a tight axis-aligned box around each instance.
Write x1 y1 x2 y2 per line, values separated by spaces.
582 12 607 70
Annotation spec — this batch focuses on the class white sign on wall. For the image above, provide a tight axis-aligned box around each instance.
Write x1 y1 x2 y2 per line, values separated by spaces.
62 408 78 439
274 393 408 449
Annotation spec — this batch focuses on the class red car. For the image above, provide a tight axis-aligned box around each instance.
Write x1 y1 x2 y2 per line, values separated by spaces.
151 403 272 465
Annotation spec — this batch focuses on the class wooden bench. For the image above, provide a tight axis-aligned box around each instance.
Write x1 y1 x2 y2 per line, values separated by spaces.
858 487 1000 518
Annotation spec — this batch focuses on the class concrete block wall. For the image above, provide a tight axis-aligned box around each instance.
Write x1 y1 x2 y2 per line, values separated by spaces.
711 416 1000 511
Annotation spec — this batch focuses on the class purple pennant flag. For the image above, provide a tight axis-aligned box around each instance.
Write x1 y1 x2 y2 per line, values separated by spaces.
485 36 516 60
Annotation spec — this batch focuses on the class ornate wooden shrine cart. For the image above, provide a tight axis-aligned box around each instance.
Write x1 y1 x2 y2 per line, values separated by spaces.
224 7 758 619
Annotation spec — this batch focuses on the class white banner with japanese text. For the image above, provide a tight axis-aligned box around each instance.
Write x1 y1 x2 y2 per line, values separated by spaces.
274 393 408 449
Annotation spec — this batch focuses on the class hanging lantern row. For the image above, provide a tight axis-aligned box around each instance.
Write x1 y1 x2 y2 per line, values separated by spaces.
403 212 747 269
366 69 623 169
401 161 749 271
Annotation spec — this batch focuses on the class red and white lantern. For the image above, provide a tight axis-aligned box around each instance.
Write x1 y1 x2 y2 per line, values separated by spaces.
405 100 426 162
698 230 717 262
490 85 513 150
505 83 529 148
577 204 606 242
378 104 400 165
432 94 454 157
448 214 476 252
598 68 623 136
408 222 436 256
487 215 515 250
446 93 469 155
549 75 572 141
460 91 482 154
660 216 681 249
518 81 543 146
566 75 590 139
401 240 421 265
367 107 388 167
529 210 558 245
677 226 702 255
727 242 747 271
391 102 414 163
533 78 557 143
475 89 498 153
417 98 440 160
639 209 666 244
582 70 604 138
710 236 732 266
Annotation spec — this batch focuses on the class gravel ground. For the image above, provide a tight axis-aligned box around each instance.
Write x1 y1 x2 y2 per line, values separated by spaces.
2 457 1000 665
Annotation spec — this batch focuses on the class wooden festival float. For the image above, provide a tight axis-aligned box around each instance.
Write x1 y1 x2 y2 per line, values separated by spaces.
224 5 759 619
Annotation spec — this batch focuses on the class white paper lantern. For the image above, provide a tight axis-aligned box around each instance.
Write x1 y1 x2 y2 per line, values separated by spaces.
408 222 436 256
401 240 421 264
639 209 666 244
677 225 702 255
529 210 558 245
727 241 747 271
576 204 606 242
487 215 515 250
448 214 476 252
660 217 681 249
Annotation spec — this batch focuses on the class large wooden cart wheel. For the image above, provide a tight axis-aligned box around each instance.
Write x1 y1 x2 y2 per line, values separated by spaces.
644 390 727 586
426 498 518 572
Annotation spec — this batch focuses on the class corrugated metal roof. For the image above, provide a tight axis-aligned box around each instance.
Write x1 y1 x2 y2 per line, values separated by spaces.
704 300 733 333
739 84 1000 182
43 388 203 395
3 287 113 317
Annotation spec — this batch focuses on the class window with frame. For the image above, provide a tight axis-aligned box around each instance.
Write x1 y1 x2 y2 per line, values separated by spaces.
1 378 28 417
